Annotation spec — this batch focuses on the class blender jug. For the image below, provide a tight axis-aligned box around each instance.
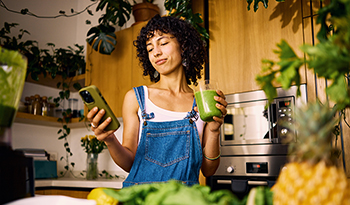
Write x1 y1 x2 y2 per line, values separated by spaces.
0 48 35 204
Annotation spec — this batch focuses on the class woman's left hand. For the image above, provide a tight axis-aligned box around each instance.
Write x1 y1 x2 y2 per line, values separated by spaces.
195 89 228 132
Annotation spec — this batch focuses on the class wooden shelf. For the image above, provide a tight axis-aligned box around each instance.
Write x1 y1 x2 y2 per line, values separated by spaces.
14 112 87 128
25 73 85 91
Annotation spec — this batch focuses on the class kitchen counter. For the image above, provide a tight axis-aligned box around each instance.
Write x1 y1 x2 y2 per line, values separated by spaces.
35 177 125 189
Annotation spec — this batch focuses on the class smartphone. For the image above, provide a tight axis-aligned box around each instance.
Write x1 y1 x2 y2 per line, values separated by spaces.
79 85 120 131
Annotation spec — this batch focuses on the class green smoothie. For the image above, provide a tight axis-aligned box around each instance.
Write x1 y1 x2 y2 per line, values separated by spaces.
0 48 27 128
0 104 16 127
195 90 222 122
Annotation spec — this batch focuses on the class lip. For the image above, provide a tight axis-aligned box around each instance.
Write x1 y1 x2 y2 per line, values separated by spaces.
155 59 167 65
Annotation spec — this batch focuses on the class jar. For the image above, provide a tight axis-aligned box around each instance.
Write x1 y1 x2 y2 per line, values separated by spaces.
41 96 48 116
48 103 56 117
32 94 42 115
24 97 31 113
68 98 78 118
28 96 35 114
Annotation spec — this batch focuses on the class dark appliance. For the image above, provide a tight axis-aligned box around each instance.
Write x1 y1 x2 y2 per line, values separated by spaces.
0 146 35 204
207 84 307 199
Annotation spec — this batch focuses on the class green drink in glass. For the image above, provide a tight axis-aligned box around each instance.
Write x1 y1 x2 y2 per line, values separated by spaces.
194 80 222 122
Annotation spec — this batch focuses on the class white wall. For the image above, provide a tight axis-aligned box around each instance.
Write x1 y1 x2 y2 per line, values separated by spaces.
1 0 166 177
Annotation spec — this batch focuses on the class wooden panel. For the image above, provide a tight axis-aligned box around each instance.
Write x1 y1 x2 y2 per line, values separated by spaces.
131 22 152 88
35 189 90 199
303 16 329 105
209 0 305 94
341 110 350 177
86 28 134 117
302 0 331 18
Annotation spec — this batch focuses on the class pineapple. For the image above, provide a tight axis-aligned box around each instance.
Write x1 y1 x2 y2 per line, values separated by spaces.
272 102 350 205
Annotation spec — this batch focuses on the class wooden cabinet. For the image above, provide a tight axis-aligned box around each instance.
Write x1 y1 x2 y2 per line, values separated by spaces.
208 0 305 94
15 74 86 127
85 22 151 117
35 188 91 199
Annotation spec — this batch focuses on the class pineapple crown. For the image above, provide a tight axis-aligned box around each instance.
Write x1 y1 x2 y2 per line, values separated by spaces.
285 101 341 167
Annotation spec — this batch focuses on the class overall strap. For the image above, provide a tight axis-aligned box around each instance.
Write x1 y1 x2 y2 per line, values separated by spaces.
185 98 199 121
133 86 154 120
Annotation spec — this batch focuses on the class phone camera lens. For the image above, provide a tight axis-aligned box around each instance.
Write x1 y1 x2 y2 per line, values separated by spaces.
80 90 94 103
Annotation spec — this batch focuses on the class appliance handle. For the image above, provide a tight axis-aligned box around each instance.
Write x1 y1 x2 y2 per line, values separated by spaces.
217 180 268 186
247 180 268 186
217 179 232 184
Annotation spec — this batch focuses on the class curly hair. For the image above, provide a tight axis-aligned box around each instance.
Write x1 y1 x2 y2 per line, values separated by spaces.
134 14 207 85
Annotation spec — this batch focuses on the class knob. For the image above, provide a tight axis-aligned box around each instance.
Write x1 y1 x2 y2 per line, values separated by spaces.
226 166 234 173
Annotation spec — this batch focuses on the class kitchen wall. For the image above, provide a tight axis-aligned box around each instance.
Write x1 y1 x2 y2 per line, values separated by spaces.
0 0 166 176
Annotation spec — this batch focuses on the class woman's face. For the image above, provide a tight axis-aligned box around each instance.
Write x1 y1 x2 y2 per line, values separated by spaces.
146 31 182 76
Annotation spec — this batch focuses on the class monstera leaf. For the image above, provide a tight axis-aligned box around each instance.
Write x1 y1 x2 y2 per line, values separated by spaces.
87 24 117 55
86 0 131 55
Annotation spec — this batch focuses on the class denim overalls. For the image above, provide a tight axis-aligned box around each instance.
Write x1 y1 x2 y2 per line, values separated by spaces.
122 86 203 187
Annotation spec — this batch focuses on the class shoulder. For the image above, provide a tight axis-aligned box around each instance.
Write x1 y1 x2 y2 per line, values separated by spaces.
123 88 139 112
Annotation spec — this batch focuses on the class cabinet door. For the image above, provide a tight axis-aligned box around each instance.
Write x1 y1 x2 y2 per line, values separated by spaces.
208 0 305 94
85 23 151 117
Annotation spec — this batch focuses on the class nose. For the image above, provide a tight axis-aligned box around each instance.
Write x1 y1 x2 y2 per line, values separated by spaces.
153 45 162 57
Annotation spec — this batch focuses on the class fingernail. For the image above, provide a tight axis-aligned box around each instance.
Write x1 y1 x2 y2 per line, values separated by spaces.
107 117 111 121
93 107 98 111
214 96 219 100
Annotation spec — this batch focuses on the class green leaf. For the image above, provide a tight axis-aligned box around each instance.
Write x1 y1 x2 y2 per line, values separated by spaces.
58 135 66 140
73 82 82 91
87 25 116 55
327 76 350 110
246 0 269 12
56 82 61 89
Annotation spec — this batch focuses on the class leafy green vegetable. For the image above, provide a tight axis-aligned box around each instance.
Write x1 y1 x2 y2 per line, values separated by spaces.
104 180 244 205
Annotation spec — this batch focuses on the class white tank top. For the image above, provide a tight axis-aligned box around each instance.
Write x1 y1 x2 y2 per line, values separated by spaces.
137 86 205 141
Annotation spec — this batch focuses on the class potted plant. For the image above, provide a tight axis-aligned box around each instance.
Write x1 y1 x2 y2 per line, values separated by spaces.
0 0 208 55
87 0 208 54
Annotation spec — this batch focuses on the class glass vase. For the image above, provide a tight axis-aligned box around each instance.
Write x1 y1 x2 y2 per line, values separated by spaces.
86 153 99 180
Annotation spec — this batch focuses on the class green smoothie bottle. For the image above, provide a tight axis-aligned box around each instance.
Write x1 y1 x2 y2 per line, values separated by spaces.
194 80 222 122
0 48 27 147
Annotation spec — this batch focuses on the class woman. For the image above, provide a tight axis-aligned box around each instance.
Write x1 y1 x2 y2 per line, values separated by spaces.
87 15 227 187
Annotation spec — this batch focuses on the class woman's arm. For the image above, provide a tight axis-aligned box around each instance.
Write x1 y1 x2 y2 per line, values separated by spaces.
86 89 140 172
200 90 227 177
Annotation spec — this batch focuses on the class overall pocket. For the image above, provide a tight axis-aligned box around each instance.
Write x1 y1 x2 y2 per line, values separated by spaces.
145 130 190 167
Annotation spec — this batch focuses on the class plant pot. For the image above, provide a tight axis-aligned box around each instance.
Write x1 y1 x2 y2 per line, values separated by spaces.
132 2 160 25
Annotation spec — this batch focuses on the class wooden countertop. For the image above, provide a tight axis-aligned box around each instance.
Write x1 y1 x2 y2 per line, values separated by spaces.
35 176 125 189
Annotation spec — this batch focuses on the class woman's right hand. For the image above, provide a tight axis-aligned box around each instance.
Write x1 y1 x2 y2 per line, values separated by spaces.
86 107 116 143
